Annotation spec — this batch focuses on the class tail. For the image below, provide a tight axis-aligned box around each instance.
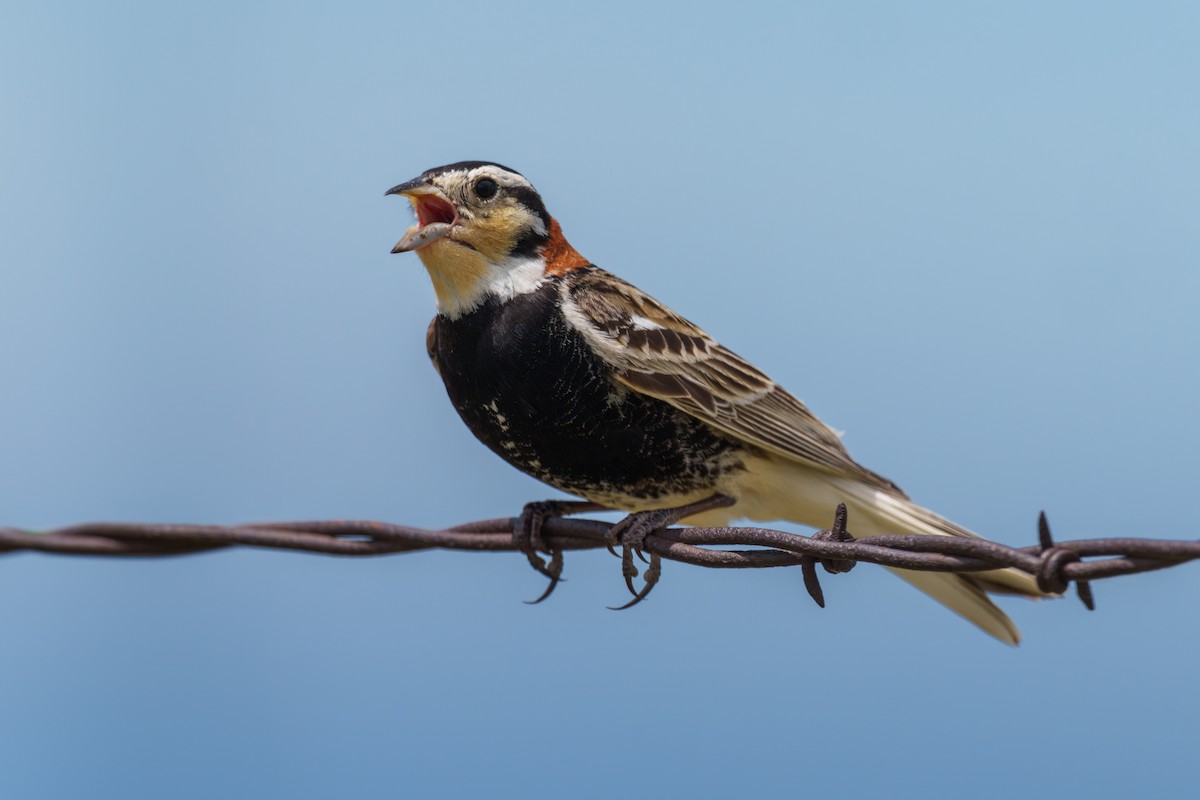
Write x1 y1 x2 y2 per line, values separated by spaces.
709 456 1050 644
830 478 1048 645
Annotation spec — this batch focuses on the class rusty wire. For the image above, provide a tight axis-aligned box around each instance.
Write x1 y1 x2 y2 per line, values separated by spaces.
2 505 1198 612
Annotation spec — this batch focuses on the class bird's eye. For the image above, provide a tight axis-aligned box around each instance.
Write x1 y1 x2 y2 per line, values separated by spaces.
474 178 499 200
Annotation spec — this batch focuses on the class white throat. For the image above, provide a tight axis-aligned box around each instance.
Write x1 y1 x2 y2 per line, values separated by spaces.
427 253 547 319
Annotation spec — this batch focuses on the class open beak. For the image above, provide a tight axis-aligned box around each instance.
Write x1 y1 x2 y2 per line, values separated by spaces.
385 178 459 253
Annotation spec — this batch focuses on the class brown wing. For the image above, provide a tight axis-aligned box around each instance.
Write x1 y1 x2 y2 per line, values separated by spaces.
560 268 903 496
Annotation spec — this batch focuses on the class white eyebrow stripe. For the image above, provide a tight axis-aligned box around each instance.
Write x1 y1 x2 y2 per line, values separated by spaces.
468 165 533 189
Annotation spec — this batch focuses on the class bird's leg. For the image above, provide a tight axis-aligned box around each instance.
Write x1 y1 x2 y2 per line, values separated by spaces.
607 494 735 610
514 499 608 604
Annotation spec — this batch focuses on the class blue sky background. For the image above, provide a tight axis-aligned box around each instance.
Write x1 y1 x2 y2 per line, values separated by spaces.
2 2 1198 797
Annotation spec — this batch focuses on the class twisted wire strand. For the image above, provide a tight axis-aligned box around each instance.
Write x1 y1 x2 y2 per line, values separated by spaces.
2 509 1197 610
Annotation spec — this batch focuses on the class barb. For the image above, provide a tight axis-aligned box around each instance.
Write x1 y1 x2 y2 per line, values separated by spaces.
2 508 1198 612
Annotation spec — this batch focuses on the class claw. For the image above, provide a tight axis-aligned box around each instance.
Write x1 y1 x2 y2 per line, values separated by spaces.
522 548 556 580
514 500 569 603
523 550 564 605
605 494 734 609
514 499 608 604
609 554 662 610
606 507 669 601
604 525 622 558
623 545 640 597
520 540 563 604
605 511 659 563
608 554 660 610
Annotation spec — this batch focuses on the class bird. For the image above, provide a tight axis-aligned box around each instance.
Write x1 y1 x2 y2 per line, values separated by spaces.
385 160 1047 644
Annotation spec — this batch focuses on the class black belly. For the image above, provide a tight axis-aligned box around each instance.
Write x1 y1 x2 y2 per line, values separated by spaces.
429 280 741 503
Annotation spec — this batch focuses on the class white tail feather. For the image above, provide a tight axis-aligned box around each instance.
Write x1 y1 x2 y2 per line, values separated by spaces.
711 456 1048 645
827 478 1045 645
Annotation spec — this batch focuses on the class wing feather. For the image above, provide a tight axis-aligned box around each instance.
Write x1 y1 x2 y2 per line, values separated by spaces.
560 268 903 495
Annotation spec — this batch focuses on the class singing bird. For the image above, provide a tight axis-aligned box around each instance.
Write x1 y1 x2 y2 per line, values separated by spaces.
386 160 1045 643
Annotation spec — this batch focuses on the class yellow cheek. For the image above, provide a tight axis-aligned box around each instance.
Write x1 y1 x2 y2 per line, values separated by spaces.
412 202 540 312
454 206 527 261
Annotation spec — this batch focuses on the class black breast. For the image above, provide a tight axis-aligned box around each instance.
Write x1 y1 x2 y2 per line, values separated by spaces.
429 279 741 503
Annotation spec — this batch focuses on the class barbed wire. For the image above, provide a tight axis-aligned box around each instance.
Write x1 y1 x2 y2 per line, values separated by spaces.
2 503 1198 612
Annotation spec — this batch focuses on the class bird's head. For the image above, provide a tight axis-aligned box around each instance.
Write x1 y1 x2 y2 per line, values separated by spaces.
386 161 588 318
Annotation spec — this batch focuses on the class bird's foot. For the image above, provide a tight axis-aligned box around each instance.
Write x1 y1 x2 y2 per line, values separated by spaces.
606 494 735 610
514 499 607 604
